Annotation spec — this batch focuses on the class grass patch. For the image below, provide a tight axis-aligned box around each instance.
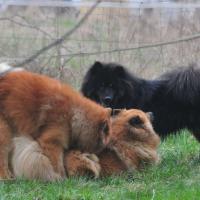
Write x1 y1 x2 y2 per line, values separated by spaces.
1 130 199 200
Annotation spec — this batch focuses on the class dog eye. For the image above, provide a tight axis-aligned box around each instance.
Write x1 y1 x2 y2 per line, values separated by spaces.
129 116 143 127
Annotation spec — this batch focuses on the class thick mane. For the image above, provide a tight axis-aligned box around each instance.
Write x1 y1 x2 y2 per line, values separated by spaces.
81 61 200 141
161 64 200 105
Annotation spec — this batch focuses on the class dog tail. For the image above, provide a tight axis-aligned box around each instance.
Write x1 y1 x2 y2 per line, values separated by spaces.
11 136 61 181
162 64 200 105
0 63 23 76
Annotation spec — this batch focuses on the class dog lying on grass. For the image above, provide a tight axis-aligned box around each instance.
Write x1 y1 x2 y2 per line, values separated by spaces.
65 109 160 177
11 109 160 180
0 64 112 180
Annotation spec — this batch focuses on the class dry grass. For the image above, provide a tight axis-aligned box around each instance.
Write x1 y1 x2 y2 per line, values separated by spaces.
0 4 200 88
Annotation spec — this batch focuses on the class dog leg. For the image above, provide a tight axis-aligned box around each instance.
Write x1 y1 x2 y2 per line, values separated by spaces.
0 115 12 179
64 150 101 178
191 131 200 142
37 126 68 179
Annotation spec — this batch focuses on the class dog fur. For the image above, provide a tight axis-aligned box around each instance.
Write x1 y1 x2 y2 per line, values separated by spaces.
81 61 200 141
11 136 61 181
64 150 101 178
11 136 101 180
0 64 112 180
99 109 160 176
11 109 160 180
64 109 160 177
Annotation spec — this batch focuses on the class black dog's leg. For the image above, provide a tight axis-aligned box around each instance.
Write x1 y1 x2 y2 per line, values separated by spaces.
191 131 200 142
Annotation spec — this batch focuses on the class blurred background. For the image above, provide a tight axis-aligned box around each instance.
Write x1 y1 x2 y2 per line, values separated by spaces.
0 0 200 88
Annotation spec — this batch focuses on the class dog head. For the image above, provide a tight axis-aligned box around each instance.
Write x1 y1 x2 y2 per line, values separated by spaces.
108 109 160 169
110 109 158 146
81 61 133 108
71 104 112 154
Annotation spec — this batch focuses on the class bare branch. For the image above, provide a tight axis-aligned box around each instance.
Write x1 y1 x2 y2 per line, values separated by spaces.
14 0 101 67
0 17 53 39
47 32 200 57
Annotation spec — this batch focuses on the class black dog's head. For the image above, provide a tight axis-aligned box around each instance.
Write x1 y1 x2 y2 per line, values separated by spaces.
81 61 133 108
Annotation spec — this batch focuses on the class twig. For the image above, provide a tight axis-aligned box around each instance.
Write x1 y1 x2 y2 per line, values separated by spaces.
14 0 101 67
10 32 200 61
0 17 53 39
46 32 200 57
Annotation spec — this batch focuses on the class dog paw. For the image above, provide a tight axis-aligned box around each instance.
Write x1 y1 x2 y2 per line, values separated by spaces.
0 169 12 180
64 151 101 178
82 153 99 163
81 153 101 178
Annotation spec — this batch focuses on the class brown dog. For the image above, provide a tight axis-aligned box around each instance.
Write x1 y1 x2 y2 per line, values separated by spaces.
11 136 101 181
0 64 112 180
11 109 160 180
99 109 160 176
64 109 160 177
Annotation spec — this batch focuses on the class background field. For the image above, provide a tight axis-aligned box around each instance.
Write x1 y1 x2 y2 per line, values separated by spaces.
1 0 200 87
1 130 200 200
0 1 200 199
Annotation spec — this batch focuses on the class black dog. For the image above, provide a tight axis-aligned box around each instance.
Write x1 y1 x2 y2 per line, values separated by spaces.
81 61 200 141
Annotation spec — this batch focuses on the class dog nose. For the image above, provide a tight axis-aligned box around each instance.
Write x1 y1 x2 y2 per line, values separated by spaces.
104 96 112 104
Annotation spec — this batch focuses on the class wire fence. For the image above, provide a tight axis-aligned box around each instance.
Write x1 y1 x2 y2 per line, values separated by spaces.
0 0 200 88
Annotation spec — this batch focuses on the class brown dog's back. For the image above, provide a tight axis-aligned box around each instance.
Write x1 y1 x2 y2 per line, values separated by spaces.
0 66 112 180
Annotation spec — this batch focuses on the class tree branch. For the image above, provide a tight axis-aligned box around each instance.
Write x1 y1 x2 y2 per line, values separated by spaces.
14 0 101 67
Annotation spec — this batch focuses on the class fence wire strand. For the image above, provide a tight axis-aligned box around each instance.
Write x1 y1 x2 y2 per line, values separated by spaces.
1 1 200 86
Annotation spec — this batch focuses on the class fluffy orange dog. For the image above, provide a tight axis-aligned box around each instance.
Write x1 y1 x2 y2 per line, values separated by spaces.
0 64 112 180
11 109 160 180
65 109 160 177
99 109 160 176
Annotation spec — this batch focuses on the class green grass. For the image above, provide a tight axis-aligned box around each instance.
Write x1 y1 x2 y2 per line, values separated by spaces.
1 130 200 200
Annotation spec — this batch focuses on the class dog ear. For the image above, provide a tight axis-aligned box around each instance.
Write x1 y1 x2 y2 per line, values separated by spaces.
146 112 154 122
114 65 125 76
91 61 103 74
111 109 123 116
